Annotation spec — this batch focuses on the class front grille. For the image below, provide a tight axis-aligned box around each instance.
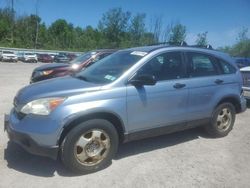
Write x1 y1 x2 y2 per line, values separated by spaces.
241 72 250 87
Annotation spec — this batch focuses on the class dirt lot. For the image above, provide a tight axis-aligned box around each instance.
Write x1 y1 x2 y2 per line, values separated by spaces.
0 62 250 188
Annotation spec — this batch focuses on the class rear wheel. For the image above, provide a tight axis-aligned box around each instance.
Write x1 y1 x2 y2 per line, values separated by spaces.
61 119 119 173
205 103 235 137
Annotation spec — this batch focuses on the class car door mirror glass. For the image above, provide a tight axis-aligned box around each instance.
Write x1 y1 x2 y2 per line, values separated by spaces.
129 74 157 86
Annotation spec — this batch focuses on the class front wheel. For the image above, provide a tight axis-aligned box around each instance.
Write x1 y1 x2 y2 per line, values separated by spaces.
205 103 236 137
61 119 119 173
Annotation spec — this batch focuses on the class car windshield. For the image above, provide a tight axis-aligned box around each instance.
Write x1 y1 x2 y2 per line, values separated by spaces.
25 53 35 55
70 52 94 64
74 50 147 84
3 51 14 54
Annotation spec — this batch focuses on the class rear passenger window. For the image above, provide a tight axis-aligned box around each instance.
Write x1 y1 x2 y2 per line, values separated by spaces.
187 52 219 77
218 60 236 74
138 52 184 81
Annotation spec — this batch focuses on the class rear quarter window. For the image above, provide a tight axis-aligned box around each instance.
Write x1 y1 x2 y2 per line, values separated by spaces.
217 59 236 74
187 52 219 77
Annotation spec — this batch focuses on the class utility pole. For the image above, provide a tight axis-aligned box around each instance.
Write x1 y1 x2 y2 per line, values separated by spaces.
34 0 39 50
11 0 14 45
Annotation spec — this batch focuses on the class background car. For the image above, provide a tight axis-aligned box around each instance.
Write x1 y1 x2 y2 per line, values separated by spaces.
19 52 38 63
240 66 250 101
30 49 117 83
67 53 77 61
0 50 18 62
37 54 53 63
234 57 250 68
54 53 70 63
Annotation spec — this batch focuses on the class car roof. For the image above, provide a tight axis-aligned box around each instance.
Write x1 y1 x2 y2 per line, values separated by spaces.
123 44 230 58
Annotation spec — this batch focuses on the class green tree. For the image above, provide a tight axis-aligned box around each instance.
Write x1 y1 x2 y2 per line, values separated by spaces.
14 14 41 48
129 13 146 46
37 23 48 49
195 31 208 46
0 8 13 45
47 19 75 50
219 28 250 57
168 23 186 44
98 8 131 48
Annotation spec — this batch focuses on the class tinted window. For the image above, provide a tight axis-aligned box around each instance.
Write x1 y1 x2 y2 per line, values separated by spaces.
137 52 184 81
187 52 218 77
218 59 236 74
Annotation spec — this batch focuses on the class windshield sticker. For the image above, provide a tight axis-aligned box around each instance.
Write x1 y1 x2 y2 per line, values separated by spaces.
130 51 147 57
104 75 116 81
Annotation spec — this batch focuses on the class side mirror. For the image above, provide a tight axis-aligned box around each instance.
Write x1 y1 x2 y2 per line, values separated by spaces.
129 74 157 86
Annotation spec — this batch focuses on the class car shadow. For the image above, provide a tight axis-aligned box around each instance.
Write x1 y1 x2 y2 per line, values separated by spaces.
4 127 205 177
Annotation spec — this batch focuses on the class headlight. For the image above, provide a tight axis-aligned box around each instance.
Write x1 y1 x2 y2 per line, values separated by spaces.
42 70 53 75
71 64 80 70
20 97 65 115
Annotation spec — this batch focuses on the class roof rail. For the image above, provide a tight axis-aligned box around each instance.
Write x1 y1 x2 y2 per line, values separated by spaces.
147 41 188 46
147 41 213 50
189 44 213 49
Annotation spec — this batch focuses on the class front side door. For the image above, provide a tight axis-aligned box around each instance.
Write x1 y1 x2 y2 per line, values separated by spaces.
126 51 189 132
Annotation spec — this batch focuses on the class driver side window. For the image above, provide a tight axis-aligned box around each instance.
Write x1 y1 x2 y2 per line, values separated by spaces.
138 51 184 81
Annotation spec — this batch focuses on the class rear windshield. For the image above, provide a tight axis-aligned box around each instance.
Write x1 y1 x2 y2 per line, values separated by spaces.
70 52 95 64
2 51 14 54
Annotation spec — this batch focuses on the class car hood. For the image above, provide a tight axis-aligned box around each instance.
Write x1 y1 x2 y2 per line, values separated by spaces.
34 63 70 71
15 76 102 104
3 54 16 57
240 66 250 71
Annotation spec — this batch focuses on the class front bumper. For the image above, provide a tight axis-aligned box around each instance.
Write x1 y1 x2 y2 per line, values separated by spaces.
242 87 250 100
4 113 59 160
240 94 247 113
24 58 37 62
2 57 17 61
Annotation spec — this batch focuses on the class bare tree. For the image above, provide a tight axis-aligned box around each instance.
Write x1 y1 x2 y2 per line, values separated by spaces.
168 22 186 44
149 15 163 43
195 31 208 46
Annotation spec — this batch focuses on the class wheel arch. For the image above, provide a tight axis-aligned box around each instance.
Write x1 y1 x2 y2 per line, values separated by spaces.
216 95 241 113
58 112 126 146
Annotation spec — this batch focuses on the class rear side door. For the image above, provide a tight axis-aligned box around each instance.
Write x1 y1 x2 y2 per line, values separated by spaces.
185 51 233 121
126 51 189 132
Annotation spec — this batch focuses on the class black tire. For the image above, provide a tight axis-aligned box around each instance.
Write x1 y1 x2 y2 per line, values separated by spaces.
205 102 236 137
60 119 119 174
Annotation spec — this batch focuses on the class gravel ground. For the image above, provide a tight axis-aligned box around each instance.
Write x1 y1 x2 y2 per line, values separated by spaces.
0 61 250 188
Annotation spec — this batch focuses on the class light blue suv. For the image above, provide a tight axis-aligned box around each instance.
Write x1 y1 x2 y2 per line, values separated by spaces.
4 45 247 173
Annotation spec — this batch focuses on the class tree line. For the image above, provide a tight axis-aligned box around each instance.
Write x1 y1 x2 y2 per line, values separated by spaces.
0 7 249 57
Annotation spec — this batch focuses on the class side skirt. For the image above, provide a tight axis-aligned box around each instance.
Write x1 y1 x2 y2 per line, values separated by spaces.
123 118 210 143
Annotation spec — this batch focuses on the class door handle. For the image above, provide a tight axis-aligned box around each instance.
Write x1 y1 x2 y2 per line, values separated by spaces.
173 83 186 89
215 79 224 84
